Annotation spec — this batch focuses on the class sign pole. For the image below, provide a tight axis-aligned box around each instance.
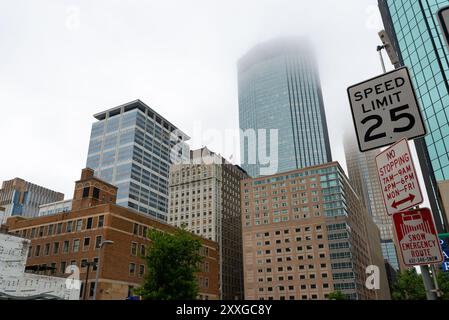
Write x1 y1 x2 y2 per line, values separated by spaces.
420 265 437 300
414 205 437 300
431 264 442 299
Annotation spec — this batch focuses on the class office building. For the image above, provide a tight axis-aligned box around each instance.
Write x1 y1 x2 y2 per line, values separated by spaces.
6 168 220 300
168 147 248 300
0 178 64 224
238 37 332 178
379 0 449 233
241 162 390 300
438 180 449 226
39 199 73 217
344 134 400 271
86 100 190 221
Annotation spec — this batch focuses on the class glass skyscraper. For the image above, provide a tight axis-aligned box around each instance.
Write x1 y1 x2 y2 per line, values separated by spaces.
379 0 449 232
238 37 332 178
344 134 400 270
86 100 189 221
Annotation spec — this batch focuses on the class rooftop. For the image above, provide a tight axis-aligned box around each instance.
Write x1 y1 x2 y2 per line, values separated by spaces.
93 99 190 140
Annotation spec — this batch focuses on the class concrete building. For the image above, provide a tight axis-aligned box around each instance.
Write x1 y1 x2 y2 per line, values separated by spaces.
0 178 64 224
5 168 220 300
39 199 73 217
238 37 332 178
85 100 190 221
168 147 248 300
344 134 400 271
379 0 449 233
241 162 390 300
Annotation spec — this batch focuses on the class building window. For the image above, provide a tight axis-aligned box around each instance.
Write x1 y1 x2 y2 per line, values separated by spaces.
131 242 137 256
93 257 98 271
31 228 36 238
140 244 146 257
35 245 41 257
139 265 145 277
83 237 90 251
95 236 102 248
53 242 60 255
66 221 73 233
57 223 63 234
48 224 54 236
73 239 80 253
81 259 88 269
89 282 95 297
86 217 93 230
63 241 70 253
76 219 83 231
60 261 67 274
98 215 104 228
83 187 90 198
133 224 138 235
93 187 100 199
44 243 50 256
129 263 136 276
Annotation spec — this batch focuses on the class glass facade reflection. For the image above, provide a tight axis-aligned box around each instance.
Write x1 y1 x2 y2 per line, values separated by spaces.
86 100 189 221
381 0 449 180
238 38 332 178
379 0 449 231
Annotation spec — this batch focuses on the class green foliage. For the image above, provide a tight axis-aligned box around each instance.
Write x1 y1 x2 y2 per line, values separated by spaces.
327 290 346 300
392 269 426 300
135 228 204 300
437 271 449 300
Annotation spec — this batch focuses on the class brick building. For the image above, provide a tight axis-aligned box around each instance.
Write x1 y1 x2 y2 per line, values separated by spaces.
5 168 220 300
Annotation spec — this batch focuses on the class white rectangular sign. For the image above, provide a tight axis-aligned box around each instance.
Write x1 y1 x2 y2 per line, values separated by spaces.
375 138 423 215
348 67 426 152
438 6 449 52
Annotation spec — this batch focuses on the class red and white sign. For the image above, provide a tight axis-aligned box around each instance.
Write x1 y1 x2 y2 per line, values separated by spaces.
393 208 443 266
375 138 423 215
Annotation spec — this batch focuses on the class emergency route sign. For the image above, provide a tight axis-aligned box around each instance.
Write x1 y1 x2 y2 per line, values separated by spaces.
393 208 443 266
375 138 423 215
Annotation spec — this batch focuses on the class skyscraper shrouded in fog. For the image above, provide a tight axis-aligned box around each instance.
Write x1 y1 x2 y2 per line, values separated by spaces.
379 0 449 233
238 37 332 178
86 100 189 221
344 134 400 271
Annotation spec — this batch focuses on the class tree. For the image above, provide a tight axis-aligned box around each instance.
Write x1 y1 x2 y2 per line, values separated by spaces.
437 271 449 300
327 290 346 300
392 269 426 300
135 228 204 300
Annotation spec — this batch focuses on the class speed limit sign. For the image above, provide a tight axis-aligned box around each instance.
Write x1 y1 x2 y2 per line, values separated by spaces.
347 67 427 152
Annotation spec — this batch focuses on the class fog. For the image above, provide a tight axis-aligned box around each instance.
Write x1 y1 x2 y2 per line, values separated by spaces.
0 0 411 199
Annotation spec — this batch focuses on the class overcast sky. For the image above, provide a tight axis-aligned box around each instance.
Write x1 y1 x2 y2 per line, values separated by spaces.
1 0 421 200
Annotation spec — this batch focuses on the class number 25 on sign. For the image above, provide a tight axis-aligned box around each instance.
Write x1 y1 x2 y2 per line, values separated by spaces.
347 67 426 152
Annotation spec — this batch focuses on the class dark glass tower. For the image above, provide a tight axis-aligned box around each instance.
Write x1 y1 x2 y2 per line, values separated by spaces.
379 0 449 233
238 37 332 178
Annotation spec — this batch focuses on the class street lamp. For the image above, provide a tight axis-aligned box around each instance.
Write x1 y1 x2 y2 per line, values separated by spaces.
93 240 114 300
